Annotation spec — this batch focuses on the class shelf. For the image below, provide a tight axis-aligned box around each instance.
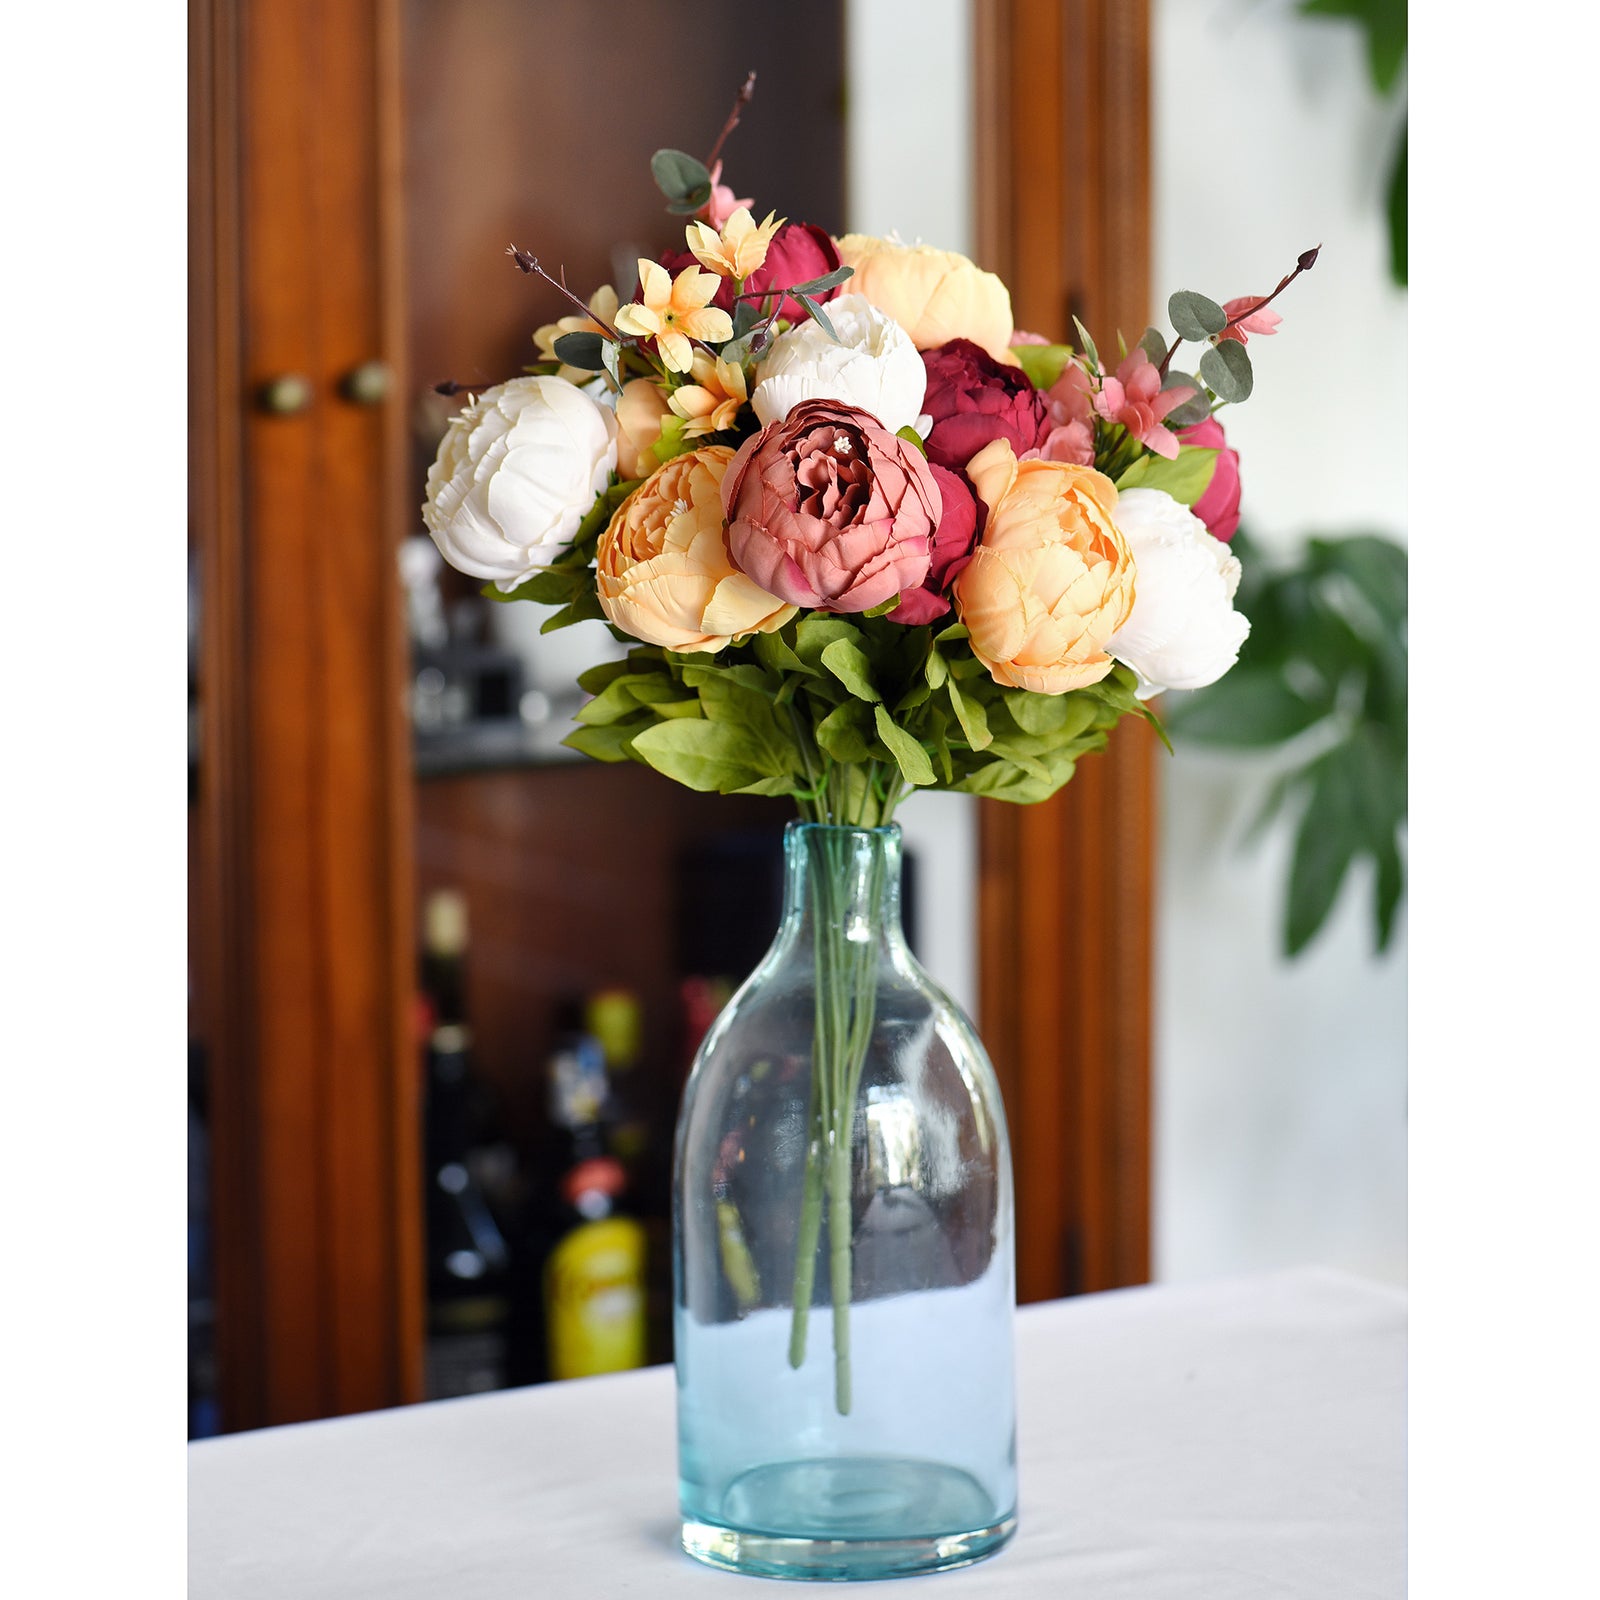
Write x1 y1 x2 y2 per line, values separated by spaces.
413 717 586 781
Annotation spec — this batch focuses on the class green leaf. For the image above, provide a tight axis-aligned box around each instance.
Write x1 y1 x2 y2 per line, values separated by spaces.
1169 669 1330 746
1071 317 1100 373
1199 340 1253 404
539 588 607 632
1373 833 1404 952
873 705 935 786
732 775 799 798
562 722 643 764
933 621 969 645
1003 689 1095 740
576 657 635 697
651 147 712 205
1115 445 1219 507
490 564 589 607
784 265 854 297
862 595 902 618
753 631 812 677
1285 751 1361 955
945 678 992 750
793 617 858 672
1168 290 1227 342
575 676 649 726
924 649 949 689
1386 118 1407 287
651 413 695 467
630 718 781 794
1011 342 1075 391
797 294 838 342
820 638 880 701
1138 326 1169 365
551 331 607 371
815 701 874 763
895 425 927 456
1308 535 1407 630
1299 0 1407 94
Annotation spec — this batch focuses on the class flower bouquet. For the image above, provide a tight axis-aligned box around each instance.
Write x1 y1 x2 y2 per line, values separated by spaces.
423 88 1312 1580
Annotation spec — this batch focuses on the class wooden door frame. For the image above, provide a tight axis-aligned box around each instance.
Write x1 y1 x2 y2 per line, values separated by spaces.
974 0 1156 1301
191 0 422 1429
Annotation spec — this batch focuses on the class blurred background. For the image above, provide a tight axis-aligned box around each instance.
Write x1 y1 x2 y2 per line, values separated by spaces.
188 0 1405 1437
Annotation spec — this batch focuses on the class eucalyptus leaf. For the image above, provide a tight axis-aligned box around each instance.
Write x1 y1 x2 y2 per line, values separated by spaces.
552 331 607 372
1168 290 1228 342
1139 326 1169 366
797 294 838 342
1162 376 1214 429
1199 339 1254 403
784 265 854 297
651 147 712 203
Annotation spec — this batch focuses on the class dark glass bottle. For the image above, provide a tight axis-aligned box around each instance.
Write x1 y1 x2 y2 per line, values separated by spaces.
420 890 512 1400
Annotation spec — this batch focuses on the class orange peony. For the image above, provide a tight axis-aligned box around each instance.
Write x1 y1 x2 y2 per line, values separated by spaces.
597 446 796 653
953 439 1136 694
833 235 1015 362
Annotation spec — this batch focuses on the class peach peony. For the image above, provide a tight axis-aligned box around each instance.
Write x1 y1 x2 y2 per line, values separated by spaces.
614 378 671 479
833 235 1015 363
597 446 796 653
953 439 1136 694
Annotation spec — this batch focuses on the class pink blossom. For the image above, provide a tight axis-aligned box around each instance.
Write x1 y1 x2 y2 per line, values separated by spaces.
1217 295 1282 345
698 162 754 232
1092 349 1193 461
1009 330 1051 347
1027 361 1096 466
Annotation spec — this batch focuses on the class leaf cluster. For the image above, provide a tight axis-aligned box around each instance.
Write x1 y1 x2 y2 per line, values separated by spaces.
1166 530 1407 957
561 610 1151 825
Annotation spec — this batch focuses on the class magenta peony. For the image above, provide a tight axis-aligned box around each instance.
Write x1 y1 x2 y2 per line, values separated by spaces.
891 464 982 625
1179 417 1241 542
721 399 939 614
919 338 1050 471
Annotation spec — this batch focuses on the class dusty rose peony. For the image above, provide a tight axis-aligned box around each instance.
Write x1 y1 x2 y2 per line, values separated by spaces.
721 399 939 614
891 464 982 625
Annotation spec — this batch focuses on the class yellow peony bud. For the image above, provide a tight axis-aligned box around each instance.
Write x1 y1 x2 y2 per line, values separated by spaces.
953 439 1136 694
597 447 797 653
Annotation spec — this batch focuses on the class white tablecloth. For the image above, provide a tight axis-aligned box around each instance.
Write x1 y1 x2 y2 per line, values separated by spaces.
189 1267 1404 1597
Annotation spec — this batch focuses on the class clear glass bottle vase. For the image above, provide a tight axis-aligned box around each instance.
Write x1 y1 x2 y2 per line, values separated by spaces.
673 823 1017 1581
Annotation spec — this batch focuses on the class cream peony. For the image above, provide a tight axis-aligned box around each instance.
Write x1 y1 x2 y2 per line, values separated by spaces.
597 446 796 652
954 439 1136 694
423 376 617 592
750 294 927 435
834 235 1015 362
1106 488 1249 696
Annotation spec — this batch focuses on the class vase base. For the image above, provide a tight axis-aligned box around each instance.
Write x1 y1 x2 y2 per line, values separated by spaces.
680 1457 1015 1581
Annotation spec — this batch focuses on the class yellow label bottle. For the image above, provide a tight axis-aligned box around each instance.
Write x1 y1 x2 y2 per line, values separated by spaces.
543 1159 647 1380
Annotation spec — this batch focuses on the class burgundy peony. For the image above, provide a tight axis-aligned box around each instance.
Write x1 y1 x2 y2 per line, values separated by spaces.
919 338 1051 471
891 464 982 625
721 399 939 614
659 221 843 325
1179 417 1241 542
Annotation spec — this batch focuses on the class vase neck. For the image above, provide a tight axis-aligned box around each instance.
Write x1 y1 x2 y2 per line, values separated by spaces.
781 823 907 952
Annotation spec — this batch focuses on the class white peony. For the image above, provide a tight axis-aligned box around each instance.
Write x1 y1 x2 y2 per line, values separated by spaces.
750 294 926 435
422 375 618 592
1107 487 1250 697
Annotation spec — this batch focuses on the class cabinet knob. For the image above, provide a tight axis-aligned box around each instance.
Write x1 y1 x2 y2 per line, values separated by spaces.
340 360 393 406
257 373 313 416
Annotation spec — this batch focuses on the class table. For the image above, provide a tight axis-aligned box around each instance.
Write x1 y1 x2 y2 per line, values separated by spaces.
189 1267 1404 1597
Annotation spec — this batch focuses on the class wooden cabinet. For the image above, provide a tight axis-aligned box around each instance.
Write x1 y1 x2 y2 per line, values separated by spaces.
191 0 1154 1430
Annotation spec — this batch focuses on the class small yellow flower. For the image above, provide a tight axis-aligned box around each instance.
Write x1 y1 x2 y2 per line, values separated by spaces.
614 260 734 374
533 285 619 383
668 354 748 436
685 208 785 280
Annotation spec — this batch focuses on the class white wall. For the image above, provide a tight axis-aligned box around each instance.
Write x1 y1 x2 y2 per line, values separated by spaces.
1152 0 1408 1285
845 0 979 1019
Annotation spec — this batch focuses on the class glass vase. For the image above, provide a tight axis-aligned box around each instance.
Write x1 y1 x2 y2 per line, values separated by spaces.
673 822 1017 1581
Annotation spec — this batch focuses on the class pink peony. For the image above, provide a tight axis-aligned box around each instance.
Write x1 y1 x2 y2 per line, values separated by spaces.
698 161 753 232
721 399 938 614
1093 348 1194 461
1031 359 1096 467
920 338 1051 471
1179 417 1242 543
1217 295 1282 345
891 464 982 624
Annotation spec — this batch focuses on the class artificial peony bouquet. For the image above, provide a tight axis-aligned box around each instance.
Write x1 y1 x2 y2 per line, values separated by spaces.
423 120 1314 830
